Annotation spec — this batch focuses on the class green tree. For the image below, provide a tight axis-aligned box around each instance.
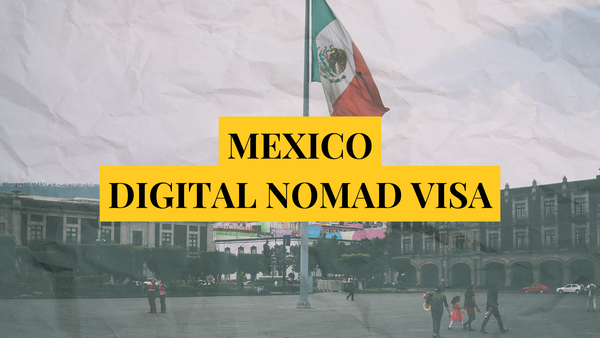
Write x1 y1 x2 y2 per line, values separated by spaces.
262 240 273 275
311 235 347 278
289 244 317 275
349 237 389 288
147 246 188 284
391 256 411 288
225 253 237 275
0 235 16 278
15 246 30 275
133 246 151 279
28 240 78 275
199 251 229 282
338 253 371 283
237 253 263 286
95 244 135 283
271 244 292 284
182 256 203 281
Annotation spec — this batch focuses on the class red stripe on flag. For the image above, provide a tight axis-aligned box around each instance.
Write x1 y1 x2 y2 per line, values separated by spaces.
332 43 389 117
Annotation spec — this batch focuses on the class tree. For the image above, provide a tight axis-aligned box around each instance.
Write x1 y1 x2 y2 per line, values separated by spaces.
338 253 371 283
310 235 347 278
182 256 203 281
262 240 273 275
349 237 389 288
147 246 188 284
95 244 135 283
28 240 79 275
15 246 30 275
391 256 411 289
271 244 292 284
133 246 151 279
225 253 237 276
199 251 229 283
0 235 16 278
289 244 317 275
237 253 263 286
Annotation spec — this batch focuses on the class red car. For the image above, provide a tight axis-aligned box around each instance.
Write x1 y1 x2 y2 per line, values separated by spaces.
523 284 550 293
217 279 237 287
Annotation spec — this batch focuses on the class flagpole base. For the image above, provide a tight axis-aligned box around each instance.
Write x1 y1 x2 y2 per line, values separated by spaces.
296 301 312 309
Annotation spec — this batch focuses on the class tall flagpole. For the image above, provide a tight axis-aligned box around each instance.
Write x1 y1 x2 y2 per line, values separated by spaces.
297 0 311 309
302 0 310 118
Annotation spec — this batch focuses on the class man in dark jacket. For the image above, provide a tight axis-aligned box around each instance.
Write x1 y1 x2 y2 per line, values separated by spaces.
346 280 355 301
480 285 509 334
428 286 451 338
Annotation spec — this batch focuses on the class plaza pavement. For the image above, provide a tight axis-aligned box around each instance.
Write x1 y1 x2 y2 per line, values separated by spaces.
0 290 598 337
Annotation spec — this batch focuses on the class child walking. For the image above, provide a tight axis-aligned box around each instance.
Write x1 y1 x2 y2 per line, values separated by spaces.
448 296 464 330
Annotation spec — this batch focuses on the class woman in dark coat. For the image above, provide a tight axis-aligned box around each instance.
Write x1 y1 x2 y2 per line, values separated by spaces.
463 285 481 331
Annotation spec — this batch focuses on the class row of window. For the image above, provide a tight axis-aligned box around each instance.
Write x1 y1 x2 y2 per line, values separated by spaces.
400 228 588 254
28 215 90 224
223 246 258 254
161 232 199 251
515 197 587 221
159 223 199 232
26 224 203 250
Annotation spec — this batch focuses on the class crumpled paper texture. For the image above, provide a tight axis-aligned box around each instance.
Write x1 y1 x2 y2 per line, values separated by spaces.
1 0 599 187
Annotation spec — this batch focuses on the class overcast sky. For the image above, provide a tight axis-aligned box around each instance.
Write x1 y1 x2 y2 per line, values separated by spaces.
1 0 599 189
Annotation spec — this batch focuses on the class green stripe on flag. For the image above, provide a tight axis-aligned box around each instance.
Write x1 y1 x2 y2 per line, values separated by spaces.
311 0 336 82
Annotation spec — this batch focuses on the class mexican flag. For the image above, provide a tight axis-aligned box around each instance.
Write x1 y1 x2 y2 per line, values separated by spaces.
311 0 389 116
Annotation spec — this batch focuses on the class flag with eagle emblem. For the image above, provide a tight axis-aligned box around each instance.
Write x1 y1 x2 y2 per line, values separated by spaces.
311 0 389 116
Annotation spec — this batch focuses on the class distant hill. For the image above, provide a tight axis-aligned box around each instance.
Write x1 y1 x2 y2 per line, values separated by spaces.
0 183 99 199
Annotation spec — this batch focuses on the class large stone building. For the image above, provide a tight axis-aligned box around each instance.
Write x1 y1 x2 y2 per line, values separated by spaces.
0 190 213 253
389 175 600 289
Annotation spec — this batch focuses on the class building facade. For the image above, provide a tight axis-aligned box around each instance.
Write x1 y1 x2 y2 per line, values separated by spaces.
389 175 600 289
0 191 213 253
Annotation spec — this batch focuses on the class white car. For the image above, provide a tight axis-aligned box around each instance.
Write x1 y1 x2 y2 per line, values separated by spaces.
556 284 581 294
143 279 155 286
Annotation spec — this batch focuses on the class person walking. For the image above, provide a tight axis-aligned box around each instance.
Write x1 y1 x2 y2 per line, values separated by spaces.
463 285 481 331
159 280 167 313
346 280 355 301
427 286 451 338
585 283 597 312
448 296 464 330
146 279 158 314
480 285 509 334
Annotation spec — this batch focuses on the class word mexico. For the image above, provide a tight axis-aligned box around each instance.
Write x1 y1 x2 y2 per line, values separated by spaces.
228 132 372 160
99 117 500 222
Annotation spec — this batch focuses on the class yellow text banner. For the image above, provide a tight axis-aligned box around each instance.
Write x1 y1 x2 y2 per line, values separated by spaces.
100 164 499 222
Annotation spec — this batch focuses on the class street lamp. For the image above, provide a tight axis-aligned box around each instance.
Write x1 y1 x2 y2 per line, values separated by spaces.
271 253 277 280
442 244 450 289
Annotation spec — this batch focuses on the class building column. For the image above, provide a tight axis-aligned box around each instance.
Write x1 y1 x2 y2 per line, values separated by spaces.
505 266 512 287
416 268 422 286
11 211 21 245
594 255 600 283
533 267 540 284
563 266 570 285
480 260 487 287
472 258 480 286
441 261 448 287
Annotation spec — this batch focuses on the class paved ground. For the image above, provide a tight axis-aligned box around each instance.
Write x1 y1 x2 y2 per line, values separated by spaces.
0 291 598 337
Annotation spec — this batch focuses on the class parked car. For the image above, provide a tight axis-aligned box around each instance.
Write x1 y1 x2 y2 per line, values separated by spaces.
523 284 549 293
217 279 237 287
556 284 581 294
